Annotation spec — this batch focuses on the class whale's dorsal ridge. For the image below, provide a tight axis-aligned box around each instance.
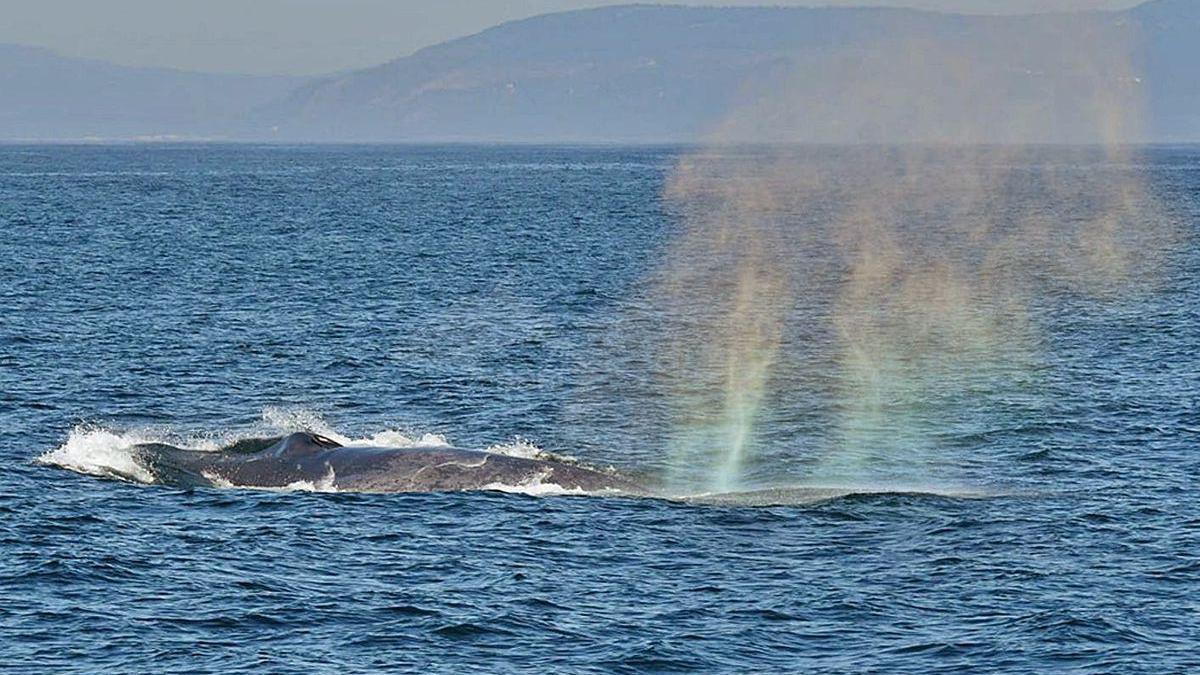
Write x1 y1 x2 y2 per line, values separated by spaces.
272 431 342 458
309 433 341 449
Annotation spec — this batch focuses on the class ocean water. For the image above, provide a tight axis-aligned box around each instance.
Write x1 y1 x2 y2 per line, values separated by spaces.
1 144 1198 673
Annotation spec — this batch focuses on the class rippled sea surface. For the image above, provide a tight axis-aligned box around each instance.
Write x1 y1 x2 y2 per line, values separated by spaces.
2 144 1198 673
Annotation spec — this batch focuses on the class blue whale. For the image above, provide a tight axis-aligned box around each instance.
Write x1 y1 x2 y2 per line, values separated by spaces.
130 432 649 495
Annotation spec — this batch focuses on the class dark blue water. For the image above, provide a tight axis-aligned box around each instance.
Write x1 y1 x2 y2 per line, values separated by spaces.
1 144 1197 673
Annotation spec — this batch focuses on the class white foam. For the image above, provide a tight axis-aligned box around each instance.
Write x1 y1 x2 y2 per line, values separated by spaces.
202 467 341 493
261 406 349 442
484 438 575 463
260 407 449 448
279 463 340 493
200 472 237 489
345 430 450 449
38 423 242 484
38 425 162 484
479 470 593 497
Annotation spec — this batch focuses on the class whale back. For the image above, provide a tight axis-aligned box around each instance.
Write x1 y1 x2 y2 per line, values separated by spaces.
129 433 648 495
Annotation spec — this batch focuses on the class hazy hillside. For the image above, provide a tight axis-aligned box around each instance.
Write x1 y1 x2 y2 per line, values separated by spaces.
1 0 1197 142
0 44 303 140
1131 0 1200 140
254 0 1200 143
252 5 921 142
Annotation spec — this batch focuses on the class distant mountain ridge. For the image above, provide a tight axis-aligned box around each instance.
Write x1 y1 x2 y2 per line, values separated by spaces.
0 44 303 140
1 0 1197 142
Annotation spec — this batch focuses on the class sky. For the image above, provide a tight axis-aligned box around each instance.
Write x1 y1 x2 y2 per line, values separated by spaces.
0 0 1148 76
